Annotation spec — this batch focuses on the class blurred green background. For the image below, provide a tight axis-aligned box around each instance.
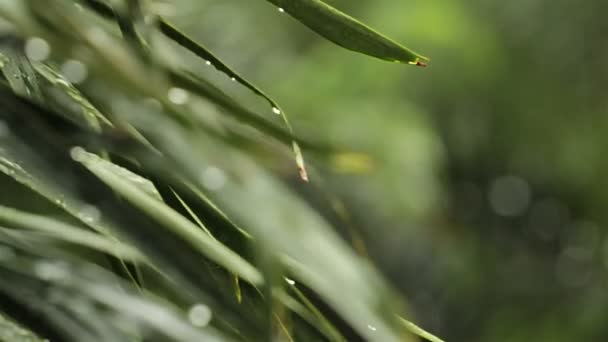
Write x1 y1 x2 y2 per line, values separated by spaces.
166 0 608 341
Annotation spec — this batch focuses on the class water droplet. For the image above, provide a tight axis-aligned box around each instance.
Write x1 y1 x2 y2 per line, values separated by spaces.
188 304 212 327
200 166 226 191
272 107 281 115
60 59 88 84
78 204 101 223
87 27 109 44
278 7 285 13
70 146 86 161
205 60 212 66
230 77 236 82
0 54 9 68
168 87 189 105
408 59 428 67
54 78 71 88
367 325 377 331
284 277 295 285
24 37 50 62
488 175 531 217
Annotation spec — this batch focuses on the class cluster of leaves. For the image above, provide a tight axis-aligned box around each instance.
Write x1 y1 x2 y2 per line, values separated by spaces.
0 0 439 341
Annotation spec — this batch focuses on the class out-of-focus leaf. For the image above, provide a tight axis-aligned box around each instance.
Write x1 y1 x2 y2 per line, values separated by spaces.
0 205 143 261
79 0 309 181
170 70 323 154
0 0 440 340
0 87 270 339
286 281 346 342
265 0 429 65
157 18 311 179
0 240 233 342
73 148 263 285
399 317 445 342
0 117 112 237
109 96 413 342
32 62 113 130
214 166 412 341
0 312 46 342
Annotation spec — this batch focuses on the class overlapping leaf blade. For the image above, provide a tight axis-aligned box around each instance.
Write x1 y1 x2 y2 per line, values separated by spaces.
0 0 441 341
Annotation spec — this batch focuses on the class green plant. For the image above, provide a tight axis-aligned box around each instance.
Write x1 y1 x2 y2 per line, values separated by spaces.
0 0 441 341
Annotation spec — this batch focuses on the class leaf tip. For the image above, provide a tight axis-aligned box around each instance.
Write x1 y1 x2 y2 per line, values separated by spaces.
298 165 309 182
408 57 430 67
292 142 309 182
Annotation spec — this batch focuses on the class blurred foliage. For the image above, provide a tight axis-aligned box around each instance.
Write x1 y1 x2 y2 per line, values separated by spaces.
0 0 440 341
171 0 608 341
1 0 607 341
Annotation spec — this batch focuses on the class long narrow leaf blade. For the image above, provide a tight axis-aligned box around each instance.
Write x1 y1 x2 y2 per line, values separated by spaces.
73 149 263 285
0 312 46 342
265 0 429 65
0 205 143 261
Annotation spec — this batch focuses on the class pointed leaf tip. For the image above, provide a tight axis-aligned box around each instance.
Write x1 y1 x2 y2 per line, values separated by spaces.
266 0 429 64
299 166 309 182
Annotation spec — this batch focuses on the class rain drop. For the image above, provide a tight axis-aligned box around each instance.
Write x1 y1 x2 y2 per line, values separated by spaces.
278 7 285 13
488 175 531 217
54 197 66 208
78 204 101 223
205 60 212 66
367 325 377 331
87 27 109 44
0 54 9 68
24 37 50 62
188 304 212 327
284 277 295 285
272 107 281 115
168 87 189 105
230 77 236 82
200 166 227 191
70 146 86 161
61 59 88 84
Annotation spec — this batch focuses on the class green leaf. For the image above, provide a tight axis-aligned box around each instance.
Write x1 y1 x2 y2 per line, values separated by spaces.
0 89 268 338
0 205 144 261
0 312 46 342
79 0 310 181
73 148 263 285
265 0 429 65
286 281 346 341
399 317 445 342
170 70 324 154
157 19 311 179
0 244 234 342
205 153 412 341
110 97 412 341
